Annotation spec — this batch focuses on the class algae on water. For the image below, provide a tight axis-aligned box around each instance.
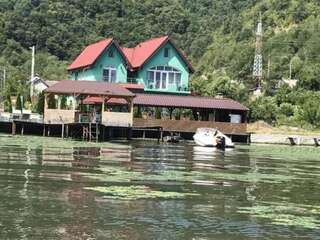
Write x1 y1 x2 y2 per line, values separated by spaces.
84 185 199 200
238 201 320 229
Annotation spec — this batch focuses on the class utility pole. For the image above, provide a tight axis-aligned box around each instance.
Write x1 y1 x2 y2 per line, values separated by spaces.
0 67 5 108
289 59 292 80
253 12 263 93
30 46 35 99
267 54 271 79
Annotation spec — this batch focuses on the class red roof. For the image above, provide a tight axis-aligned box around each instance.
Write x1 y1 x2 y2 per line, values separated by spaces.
68 36 194 73
122 36 168 69
119 83 145 90
133 94 248 111
122 36 194 72
44 80 135 97
83 96 127 105
67 39 113 71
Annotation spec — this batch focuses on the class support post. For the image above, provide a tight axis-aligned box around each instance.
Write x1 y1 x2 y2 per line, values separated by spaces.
66 124 69 138
43 125 46 136
61 123 64 139
21 124 24 136
12 121 16 135
127 128 132 140
160 128 164 142
44 93 49 122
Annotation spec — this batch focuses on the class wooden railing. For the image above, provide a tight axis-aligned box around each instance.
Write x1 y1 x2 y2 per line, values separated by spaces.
102 111 133 127
44 109 76 124
133 118 247 135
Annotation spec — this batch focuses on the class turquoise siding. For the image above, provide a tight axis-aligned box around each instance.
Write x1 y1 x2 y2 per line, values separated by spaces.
70 43 127 82
69 41 190 94
137 42 190 94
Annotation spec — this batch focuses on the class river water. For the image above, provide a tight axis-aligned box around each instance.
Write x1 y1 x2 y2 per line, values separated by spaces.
0 134 320 239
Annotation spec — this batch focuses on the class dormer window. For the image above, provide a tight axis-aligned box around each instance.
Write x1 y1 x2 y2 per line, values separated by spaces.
164 48 169 58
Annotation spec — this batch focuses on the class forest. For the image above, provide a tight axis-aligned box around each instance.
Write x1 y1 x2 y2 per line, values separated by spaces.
1 0 320 128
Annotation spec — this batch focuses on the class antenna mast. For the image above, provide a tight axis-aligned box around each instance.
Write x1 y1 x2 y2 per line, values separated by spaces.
253 13 263 91
30 46 35 98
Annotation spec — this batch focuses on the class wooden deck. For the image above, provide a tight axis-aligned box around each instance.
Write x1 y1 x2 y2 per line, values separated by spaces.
133 118 247 135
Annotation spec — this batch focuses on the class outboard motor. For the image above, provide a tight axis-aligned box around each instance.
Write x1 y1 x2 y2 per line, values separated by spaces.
217 136 226 150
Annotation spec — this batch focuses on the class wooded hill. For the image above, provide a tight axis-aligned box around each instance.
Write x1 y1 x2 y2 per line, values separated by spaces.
1 0 320 127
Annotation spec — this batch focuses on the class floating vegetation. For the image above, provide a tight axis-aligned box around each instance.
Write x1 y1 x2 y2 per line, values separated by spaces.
84 165 297 185
84 185 199 200
238 144 320 162
238 202 320 229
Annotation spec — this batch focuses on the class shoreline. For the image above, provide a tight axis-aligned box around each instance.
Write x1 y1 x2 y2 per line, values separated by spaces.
250 133 319 146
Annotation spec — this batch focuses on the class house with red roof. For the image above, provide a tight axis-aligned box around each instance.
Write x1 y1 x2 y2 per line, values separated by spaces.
68 36 194 94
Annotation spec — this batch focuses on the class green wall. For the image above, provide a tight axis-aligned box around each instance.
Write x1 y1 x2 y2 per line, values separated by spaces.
69 41 191 94
70 43 127 82
137 42 190 94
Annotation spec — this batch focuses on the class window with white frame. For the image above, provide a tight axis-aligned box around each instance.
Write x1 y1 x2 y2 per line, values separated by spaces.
102 67 117 82
147 66 182 90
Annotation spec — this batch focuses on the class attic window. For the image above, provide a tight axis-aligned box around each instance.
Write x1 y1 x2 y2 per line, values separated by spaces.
164 48 169 58
108 50 114 58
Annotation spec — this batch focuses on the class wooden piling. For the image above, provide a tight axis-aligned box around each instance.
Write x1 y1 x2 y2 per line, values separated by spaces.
61 123 64 139
12 121 16 135
66 124 69 138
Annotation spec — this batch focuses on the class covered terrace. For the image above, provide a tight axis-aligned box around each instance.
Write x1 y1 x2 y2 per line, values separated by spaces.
43 80 135 127
132 94 249 135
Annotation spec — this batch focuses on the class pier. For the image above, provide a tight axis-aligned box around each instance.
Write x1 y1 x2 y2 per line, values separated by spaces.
0 80 250 142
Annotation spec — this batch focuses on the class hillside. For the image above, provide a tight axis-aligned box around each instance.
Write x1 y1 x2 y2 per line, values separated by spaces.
1 0 320 127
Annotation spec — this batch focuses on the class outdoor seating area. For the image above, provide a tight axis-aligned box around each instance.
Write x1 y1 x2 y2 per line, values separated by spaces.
43 80 135 127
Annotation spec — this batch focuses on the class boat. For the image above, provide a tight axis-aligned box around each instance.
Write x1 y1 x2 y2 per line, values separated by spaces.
193 128 234 148
163 134 181 143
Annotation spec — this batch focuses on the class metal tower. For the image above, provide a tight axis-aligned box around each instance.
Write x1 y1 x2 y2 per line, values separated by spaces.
253 13 263 90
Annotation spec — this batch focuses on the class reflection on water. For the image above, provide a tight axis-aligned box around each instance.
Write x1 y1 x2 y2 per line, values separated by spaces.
0 134 320 239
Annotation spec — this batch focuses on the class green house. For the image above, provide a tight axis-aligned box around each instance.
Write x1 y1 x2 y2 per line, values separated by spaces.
68 36 194 94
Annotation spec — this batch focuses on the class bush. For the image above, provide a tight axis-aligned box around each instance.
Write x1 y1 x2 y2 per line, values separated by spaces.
249 96 279 124
279 103 295 117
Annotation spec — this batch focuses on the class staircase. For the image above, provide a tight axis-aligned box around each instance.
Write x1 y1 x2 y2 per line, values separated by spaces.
82 123 99 142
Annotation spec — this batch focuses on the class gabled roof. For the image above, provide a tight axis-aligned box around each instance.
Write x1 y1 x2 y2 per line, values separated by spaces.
122 36 194 73
67 39 129 71
67 39 113 71
67 36 194 73
44 80 135 97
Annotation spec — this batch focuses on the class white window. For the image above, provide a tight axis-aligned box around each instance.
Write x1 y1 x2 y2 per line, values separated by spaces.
147 66 182 90
103 67 117 82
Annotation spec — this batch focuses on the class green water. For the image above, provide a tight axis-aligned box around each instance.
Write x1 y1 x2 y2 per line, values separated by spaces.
0 134 320 239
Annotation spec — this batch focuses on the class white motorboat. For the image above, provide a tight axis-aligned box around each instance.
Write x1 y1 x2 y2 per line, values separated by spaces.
193 128 235 148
